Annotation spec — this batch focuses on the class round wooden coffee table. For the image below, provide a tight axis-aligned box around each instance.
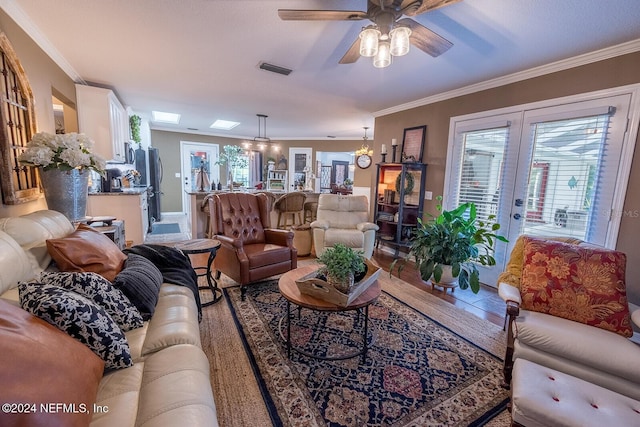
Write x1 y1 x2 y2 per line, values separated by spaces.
278 265 381 363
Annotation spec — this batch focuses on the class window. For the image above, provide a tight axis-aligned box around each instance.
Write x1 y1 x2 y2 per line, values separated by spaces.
0 32 39 205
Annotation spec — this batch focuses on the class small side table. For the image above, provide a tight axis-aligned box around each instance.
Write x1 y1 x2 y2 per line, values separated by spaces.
174 239 222 306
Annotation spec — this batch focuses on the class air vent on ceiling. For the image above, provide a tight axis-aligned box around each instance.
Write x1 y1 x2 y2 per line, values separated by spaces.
259 62 292 76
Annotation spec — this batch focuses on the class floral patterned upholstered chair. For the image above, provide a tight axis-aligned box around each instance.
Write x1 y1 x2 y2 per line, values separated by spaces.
499 235 640 401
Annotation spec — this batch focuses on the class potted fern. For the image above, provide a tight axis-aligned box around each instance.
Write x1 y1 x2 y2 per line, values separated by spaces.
392 198 507 293
317 243 366 294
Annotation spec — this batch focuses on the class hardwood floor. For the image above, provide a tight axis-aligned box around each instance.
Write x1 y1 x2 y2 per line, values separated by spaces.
371 250 506 328
147 212 507 328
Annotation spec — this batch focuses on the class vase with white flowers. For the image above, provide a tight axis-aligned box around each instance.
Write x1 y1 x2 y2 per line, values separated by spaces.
19 132 106 221
215 145 248 190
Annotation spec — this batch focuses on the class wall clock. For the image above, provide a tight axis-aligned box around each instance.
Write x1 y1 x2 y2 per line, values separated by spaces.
356 153 372 169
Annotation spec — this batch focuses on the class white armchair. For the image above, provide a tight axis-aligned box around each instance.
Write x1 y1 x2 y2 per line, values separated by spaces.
499 235 640 401
311 194 379 259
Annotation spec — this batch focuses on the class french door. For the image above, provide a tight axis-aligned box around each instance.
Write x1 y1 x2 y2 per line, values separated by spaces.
445 92 635 287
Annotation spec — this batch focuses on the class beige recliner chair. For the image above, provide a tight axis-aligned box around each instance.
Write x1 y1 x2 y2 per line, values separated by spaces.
311 194 378 259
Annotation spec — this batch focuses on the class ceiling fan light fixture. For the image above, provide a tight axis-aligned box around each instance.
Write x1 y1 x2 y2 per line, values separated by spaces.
359 26 381 57
373 40 392 68
390 26 411 57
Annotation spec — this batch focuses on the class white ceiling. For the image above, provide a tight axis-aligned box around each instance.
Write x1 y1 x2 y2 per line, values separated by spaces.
5 0 640 141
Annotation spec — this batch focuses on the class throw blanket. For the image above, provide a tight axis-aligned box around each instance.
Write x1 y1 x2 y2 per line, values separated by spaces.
125 244 202 319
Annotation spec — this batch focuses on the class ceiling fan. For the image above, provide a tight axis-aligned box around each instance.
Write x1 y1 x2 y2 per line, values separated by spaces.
278 0 460 66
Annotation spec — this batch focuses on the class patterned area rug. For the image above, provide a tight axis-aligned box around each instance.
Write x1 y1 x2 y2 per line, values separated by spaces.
224 280 509 427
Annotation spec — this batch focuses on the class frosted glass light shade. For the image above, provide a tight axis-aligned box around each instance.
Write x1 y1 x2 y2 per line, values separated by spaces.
373 40 392 68
390 26 411 57
359 27 380 57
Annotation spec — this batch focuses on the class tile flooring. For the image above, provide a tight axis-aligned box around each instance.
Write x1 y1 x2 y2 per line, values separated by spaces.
144 212 191 244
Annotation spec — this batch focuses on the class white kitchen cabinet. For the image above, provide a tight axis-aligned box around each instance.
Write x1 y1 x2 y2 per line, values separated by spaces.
87 191 149 246
76 84 129 162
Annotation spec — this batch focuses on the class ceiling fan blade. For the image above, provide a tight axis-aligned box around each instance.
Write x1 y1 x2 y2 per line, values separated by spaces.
398 18 453 57
278 9 367 21
339 37 361 64
411 0 462 16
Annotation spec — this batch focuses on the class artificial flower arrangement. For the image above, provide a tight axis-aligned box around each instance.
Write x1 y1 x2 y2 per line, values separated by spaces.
18 132 106 174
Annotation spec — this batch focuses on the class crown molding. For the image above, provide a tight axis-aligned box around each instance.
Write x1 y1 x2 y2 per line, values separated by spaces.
0 0 85 83
373 39 640 117
150 125 365 141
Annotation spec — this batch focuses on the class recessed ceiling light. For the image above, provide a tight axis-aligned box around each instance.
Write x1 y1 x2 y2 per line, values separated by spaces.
52 103 64 112
152 111 181 124
210 119 240 130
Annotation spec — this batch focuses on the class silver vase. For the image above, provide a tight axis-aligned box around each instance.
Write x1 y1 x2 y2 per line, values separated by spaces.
39 168 90 222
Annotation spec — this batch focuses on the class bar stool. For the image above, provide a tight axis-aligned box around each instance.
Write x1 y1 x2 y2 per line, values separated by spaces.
303 201 318 223
274 192 306 229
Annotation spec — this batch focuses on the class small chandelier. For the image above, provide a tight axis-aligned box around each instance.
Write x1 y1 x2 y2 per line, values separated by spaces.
253 114 271 143
359 24 411 69
355 127 373 156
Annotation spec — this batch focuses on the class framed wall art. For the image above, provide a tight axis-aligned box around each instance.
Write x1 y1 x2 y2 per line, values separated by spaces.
401 125 426 162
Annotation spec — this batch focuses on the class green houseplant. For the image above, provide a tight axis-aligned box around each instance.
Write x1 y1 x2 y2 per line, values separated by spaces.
317 243 366 293
129 115 142 145
392 198 507 293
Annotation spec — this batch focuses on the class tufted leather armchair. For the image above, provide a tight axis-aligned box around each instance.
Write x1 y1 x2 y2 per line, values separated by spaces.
208 192 297 299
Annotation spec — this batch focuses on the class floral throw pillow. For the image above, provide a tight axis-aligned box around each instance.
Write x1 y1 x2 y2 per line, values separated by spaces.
19 282 133 370
38 271 144 332
520 236 632 337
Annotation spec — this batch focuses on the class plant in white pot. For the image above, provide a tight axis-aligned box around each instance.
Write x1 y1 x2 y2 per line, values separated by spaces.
317 243 366 294
392 198 507 293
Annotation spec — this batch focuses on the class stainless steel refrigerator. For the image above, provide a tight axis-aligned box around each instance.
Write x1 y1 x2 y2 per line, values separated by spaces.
147 147 162 226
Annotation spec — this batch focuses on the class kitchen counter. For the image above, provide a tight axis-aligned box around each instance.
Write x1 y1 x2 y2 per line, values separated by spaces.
86 190 150 245
89 186 150 196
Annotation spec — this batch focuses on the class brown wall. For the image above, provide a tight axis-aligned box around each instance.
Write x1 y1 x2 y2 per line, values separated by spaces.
0 9 77 217
151 130 368 212
373 51 640 303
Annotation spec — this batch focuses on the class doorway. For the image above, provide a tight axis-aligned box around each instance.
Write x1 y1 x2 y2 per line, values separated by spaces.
288 147 312 191
180 142 219 214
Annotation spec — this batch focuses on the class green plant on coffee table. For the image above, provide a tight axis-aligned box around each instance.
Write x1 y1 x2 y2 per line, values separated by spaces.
317 243 365 288
391 197 507 293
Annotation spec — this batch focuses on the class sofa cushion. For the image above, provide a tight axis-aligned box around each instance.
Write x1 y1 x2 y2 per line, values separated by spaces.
520 236 632 337
315 194 370 229
46 223 127 281
112 253 163 320
514 310 640 399
135 344 218 426
0 299 104 427
0 210 75 272
19 282 133 370
39 271 144 332
0 230 33 294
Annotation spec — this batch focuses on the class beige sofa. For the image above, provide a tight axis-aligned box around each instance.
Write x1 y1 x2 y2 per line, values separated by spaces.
0 210 218 426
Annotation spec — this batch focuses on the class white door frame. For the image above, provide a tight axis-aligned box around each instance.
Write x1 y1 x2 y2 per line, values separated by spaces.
288 147 312 192
180 141 219 214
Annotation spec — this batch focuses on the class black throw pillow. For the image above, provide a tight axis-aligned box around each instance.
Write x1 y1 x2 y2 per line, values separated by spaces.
112 253 163 320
